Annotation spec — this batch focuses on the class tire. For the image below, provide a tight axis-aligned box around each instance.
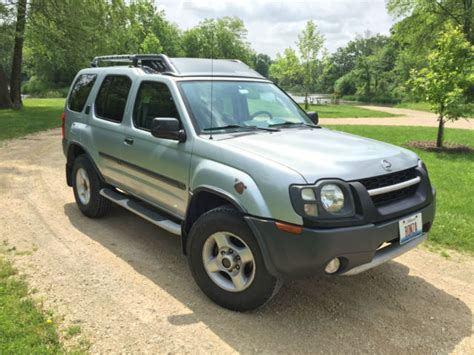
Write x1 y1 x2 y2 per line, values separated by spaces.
72 155 111 218
187 206 281 311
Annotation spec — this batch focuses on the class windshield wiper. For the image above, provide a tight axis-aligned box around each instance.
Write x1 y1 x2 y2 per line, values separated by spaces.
203 124 248 131
269 121 320 128
203 124 279 132
269 121 304 127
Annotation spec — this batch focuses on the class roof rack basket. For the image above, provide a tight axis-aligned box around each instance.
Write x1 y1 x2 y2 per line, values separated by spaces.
90 54 176 74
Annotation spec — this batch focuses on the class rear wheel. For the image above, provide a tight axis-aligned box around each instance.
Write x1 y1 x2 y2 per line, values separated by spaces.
188 206 281 311
72 155 110 218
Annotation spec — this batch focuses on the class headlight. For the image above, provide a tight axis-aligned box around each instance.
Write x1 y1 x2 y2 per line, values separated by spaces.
320 184 344 213
290 180 355 219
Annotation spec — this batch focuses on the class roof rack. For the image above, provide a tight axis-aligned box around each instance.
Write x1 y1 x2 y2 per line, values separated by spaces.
90 54 176 74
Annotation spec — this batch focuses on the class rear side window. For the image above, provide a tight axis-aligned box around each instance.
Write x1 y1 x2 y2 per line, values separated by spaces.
68 74 97 112
95 75 132 122
133 81 180 130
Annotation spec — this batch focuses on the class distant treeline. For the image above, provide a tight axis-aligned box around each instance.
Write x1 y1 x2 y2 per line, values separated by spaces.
0 0 473 104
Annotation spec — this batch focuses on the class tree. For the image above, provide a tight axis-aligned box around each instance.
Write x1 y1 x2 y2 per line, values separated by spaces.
388 0 473 44
182 17 253 64
9 0 27 109
0 3 13 108
410 24 474 148
252 53 271 77
297 20 325 109
268 48 302 88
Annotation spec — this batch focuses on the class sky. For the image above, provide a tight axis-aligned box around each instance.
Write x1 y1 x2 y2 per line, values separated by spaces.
155 0 397 57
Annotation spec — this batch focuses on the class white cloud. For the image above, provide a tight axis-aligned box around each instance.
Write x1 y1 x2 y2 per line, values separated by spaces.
155 0 396 57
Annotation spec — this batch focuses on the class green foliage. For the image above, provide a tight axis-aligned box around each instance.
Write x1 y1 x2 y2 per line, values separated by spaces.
0 257 62 353
24 0 183 88
0 3 14 77
410 24 474 127
334 73 356 96
297 20 325 108
331 125 474 254
269 48 303 88
182 17 253 64
252 53 272 77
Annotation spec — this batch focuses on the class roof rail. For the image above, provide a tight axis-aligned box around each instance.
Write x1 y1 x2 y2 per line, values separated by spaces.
90 54 176 74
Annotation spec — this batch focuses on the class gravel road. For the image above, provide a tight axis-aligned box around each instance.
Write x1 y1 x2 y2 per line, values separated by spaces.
321 106 474 130
0 129 473 353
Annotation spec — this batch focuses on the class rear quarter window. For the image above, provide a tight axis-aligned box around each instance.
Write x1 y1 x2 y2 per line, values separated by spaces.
68 74 97 112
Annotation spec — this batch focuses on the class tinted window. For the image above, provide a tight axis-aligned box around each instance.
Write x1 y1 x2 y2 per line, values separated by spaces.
68 74 96 112
95 75 131 122
133 81 180 130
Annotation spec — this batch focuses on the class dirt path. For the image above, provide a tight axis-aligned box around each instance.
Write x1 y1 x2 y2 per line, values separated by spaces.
0 129 473 353
321 106 474 130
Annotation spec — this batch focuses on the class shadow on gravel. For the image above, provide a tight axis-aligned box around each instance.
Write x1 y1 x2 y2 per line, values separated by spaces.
64 203 472 353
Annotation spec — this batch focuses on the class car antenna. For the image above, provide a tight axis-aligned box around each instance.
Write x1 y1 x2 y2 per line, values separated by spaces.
209 32 215 140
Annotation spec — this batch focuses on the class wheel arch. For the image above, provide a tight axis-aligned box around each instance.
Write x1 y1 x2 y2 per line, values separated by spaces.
66 142 105 186
182 187 246 255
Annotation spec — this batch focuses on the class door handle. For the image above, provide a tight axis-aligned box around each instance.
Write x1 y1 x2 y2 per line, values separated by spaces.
124 137 134 145
84 105 91 115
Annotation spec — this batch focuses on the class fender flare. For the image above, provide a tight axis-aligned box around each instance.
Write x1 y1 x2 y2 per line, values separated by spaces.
66 142 106 186
182 186 278 277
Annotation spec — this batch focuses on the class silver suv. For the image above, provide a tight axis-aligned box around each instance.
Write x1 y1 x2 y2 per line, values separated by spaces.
63 54 436 311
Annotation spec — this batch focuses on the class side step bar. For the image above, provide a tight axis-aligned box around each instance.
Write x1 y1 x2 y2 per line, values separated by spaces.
100 188 182 236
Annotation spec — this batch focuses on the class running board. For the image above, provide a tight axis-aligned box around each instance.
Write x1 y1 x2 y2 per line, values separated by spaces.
100 188 181 236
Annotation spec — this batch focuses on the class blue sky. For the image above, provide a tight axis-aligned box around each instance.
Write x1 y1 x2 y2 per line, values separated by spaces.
156 0 396 57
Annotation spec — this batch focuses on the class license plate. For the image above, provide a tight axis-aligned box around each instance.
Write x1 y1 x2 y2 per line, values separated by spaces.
399 213 423 244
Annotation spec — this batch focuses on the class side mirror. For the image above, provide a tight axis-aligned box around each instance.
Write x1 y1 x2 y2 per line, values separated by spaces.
307 111 319 125
151 117 186 142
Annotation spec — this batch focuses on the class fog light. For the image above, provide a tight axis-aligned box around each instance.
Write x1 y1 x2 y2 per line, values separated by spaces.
325 258 341 274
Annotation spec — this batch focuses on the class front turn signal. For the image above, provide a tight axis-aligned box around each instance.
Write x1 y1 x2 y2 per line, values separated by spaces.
275 222 303 234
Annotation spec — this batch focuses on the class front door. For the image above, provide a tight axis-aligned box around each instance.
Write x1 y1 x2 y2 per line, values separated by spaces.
120 80 191 218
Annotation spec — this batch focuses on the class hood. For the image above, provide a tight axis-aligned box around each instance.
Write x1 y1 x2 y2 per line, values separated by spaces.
219 127 418 183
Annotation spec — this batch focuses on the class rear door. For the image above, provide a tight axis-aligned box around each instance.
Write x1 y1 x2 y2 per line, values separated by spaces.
89 74 132 185
65 73 97 141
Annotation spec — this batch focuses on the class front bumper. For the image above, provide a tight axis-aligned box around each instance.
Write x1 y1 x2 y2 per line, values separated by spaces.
245 200 435 279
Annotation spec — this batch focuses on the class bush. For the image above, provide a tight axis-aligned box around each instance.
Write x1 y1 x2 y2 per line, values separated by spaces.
334 74 356 96
22 77 68 98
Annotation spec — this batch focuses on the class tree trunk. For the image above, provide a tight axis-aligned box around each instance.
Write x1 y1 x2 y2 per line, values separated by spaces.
304 91 309 109
436 116 445 148
0 64 12 109
464 0 473 44
10 0 27 110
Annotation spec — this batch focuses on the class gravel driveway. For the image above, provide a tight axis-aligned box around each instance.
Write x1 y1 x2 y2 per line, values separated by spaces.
321 106 474 130
0 130 473 353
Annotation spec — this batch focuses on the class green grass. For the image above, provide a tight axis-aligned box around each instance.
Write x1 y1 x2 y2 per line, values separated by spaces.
394 102 433 112
0 98 64 141
0 257 62 353
308 104 398 118
328 125 474 254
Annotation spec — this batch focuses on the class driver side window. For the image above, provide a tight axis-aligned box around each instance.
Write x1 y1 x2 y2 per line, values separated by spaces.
133 81 180 131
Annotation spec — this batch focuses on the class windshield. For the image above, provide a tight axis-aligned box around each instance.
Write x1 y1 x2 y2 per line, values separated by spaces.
179 81 312 133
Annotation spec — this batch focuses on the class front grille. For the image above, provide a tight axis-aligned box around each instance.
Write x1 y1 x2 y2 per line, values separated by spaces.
357 168 419 207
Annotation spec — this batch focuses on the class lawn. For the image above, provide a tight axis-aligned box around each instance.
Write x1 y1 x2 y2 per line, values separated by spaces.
308 104 398 118
328 125 474 255
0 98 64 141
0 257 61 353
394 102 433 112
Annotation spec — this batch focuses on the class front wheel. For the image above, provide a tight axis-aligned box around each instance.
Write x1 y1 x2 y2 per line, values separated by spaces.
188 206 281 311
